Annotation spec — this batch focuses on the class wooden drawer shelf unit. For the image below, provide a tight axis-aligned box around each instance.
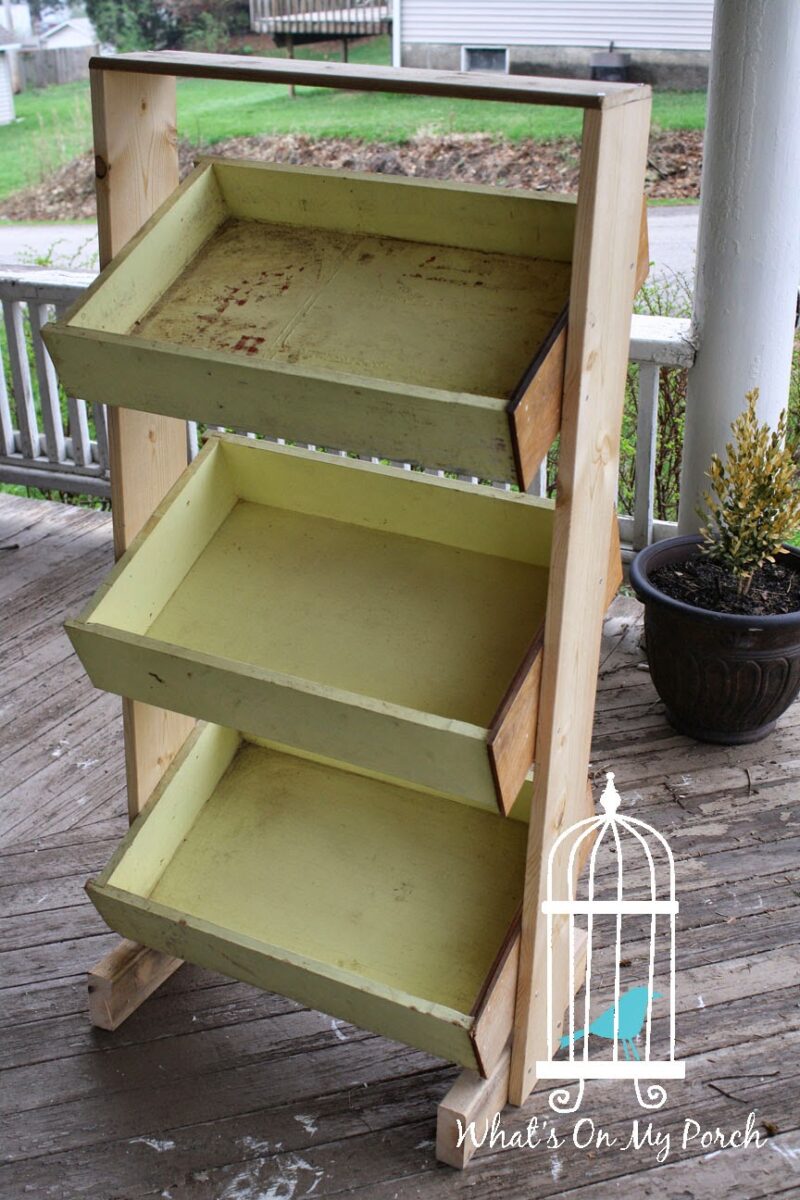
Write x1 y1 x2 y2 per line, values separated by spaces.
61 51 651 1170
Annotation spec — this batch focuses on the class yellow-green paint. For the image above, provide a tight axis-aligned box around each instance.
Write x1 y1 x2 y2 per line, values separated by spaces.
70 163 227 335
219 435 554 565
68 436 552 811
44 326 520 479
145 500 545 724
88 725 527 1069
136 219 570 401
211 158 577 262
42 157 574 482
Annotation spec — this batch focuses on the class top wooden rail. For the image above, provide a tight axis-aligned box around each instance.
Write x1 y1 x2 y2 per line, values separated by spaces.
89 51 650 110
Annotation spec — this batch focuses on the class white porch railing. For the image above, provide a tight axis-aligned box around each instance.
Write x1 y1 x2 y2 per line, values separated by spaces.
0 267 696 548
0 268 109 498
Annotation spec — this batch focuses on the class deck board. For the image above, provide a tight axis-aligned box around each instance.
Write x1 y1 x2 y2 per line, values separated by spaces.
1 491 799 1198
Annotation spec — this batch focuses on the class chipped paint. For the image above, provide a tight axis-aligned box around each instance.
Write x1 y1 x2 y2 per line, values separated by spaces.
294 1114 318 1136
130 1136 176 1152
330 1018 348 1042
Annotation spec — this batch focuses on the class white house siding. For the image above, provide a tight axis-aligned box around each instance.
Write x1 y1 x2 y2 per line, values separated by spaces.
0 56 15 124
397 0 714 52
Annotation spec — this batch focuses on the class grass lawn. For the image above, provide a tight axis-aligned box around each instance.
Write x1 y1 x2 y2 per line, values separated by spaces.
2 36 706 202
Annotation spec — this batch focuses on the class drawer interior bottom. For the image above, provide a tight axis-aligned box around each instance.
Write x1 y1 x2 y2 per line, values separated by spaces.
89 725 529 1070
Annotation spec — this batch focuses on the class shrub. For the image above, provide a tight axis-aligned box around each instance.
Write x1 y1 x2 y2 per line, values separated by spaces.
699 389 800 592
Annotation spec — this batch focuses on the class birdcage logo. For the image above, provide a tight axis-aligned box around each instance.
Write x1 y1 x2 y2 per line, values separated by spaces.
536 772 685 1114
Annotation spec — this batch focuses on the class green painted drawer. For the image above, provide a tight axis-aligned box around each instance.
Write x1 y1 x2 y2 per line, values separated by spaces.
43 156 575 488
68 434 554 814
88 722 529 1075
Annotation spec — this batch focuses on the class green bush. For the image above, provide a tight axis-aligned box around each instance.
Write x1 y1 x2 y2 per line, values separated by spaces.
700 389 800 591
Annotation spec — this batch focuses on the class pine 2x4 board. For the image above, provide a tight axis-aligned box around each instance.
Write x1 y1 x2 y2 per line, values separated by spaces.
65 51 652 1168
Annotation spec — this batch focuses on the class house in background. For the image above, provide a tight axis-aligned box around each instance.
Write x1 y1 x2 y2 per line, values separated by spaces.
250 1 390 58
392 0 714 89
8 7 99 89
0 26 20 122
38 15 96 49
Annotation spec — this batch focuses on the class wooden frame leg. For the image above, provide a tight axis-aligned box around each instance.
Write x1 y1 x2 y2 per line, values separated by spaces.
88 939 182 1031
437 930 588 1168
509 95 651 1108
85 66 191 1029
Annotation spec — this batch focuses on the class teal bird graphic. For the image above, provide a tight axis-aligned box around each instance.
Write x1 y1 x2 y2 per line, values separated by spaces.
560 987 662 1061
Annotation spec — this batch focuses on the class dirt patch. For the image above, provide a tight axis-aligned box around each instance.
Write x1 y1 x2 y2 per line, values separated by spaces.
0 130 702 223
651 554 800 617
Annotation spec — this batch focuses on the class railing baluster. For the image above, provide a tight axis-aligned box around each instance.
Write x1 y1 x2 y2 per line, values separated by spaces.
0 344 13 457
56 301 93 468
28 302 66 464
632 363 661 551
92 403 109 471
527 460 549 499
3 299 39 461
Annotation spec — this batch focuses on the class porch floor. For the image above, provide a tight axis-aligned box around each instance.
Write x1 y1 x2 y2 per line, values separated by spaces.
1 492 799 1199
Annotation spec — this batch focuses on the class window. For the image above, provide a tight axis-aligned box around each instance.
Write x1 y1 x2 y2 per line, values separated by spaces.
462 46 509 73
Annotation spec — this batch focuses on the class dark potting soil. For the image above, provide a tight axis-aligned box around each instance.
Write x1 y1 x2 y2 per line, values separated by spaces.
651 554 800 617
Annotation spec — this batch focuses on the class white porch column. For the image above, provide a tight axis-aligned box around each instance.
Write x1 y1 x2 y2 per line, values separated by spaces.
678 0 800 533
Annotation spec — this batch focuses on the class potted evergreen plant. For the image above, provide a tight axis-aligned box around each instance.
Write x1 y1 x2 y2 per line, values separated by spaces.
630 390 800 743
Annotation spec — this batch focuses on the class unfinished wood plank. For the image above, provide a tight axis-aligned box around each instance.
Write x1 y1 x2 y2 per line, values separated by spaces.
636 194 650 291
436 1046 511 1170
91 51 649 110
509 96 651 1107
508 311 566 493
470 923 520 1078
87 939 182 1031
88 65 190 1019
488 635 544 817
438 928 588 1169
90 66 194 817
489 516 622 816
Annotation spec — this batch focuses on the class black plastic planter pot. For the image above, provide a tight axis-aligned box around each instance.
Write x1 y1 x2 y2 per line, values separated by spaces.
630 535 800 744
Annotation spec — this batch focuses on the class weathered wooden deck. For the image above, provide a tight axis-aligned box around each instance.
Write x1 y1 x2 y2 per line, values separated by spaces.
2 491 800 1199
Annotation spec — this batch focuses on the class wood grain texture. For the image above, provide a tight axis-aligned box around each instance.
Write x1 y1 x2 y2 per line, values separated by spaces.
90 67 193 822
509 96 652 1106
437 926 588 1168
90 50 650 110
507 311 567 493
636 194 650 292
436 1047 512 1170
470 923 520 1078
488 514 622 817
488 635 544 817
89 66 189 1014
87 939 182 1031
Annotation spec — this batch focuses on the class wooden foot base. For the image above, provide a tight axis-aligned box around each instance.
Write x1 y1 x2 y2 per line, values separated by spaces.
437 1047 511 1169
437 928 589 1167
88 939 182 1030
